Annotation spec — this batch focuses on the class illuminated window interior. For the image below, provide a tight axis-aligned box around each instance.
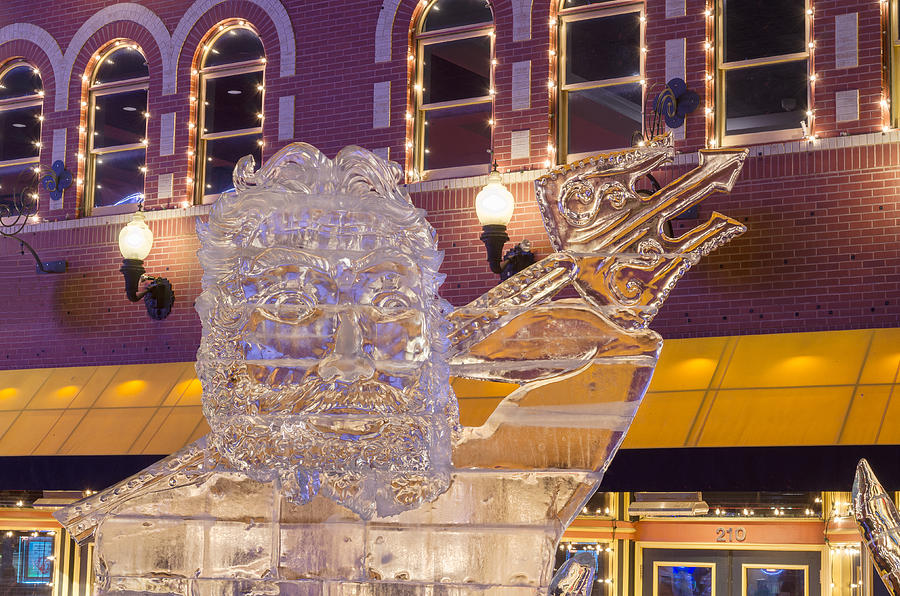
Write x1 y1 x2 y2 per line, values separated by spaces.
715 0 810 144
557 0 644 162
196 25 264 203
0 61 42 215
85 44 149 215
413 0 494 178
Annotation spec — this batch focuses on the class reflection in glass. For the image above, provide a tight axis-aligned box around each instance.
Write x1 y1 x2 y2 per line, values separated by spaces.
657 565 713 596
203 134 261 197
204 27 265 67
0 163 38 215
203 71 264 133
93 148 145 208
92 89 148 148
724 0 806 63
566 83 642 154
565 13 641 84
423 36 491 104
0 106 41 161
93 47 149 84
423 102 491 170
724 61 807 136
746 568 805 596
0 65 42 101
421 0 493 32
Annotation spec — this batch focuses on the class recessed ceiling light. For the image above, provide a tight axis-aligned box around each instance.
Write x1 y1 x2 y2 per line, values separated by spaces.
11 123 25 128
227 89 242 95
122 106 137 111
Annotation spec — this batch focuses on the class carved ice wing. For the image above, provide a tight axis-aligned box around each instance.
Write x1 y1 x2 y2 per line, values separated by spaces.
534 139 748 330
854 459 900 596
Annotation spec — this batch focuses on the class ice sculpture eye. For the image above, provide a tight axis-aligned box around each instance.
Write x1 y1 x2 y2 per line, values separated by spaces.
373 292 410 310
256 292 315 324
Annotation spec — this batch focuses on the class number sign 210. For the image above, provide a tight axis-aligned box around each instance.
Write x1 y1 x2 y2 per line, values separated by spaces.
715 527 747 542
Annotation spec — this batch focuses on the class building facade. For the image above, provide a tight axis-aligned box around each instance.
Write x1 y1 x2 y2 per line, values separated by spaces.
0 0 899 594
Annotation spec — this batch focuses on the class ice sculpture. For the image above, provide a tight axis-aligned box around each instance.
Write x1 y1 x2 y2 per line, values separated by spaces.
549 552 597 596
853 459 900 595
54 135 747 595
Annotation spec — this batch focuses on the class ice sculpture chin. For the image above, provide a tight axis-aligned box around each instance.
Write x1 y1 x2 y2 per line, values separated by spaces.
54 135 748 595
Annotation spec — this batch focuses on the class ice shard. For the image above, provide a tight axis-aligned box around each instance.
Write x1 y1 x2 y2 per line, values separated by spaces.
854 459 900 596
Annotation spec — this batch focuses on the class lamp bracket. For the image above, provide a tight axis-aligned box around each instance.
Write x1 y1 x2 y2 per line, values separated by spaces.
120 259 175 320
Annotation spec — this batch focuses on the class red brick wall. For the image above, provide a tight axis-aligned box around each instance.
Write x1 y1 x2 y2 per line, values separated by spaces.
0 0 896 371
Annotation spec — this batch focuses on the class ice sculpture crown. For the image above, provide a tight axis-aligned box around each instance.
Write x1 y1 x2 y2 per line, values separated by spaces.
194 143 457 518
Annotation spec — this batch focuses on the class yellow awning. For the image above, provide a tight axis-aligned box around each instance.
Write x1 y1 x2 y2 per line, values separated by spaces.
0 328 896 455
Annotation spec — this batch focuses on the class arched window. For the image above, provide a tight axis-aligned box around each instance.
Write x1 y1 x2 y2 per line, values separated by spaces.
0 61 43 215
85 44 149 215
413 0 494 178
196 25 264 202
557 0 644 162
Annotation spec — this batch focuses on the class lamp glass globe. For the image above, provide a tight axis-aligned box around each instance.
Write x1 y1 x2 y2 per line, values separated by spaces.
475 170 515 226
118 210 154 260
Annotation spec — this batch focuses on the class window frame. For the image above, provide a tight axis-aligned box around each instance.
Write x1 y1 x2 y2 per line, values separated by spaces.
412 4 494 181
195 26 265 205
557 0 645 164
0 60 43 214
889 0 899 129
714 0 811 146
84 44 149 217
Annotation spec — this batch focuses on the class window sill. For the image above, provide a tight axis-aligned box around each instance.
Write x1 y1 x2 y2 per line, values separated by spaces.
88 203 140 218
417 163 490 182
721 128 804 147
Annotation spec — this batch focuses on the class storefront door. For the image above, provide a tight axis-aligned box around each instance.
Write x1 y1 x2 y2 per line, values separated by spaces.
641 548 821 596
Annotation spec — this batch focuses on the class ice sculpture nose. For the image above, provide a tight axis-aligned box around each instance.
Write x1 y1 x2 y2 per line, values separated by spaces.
319 310 375 383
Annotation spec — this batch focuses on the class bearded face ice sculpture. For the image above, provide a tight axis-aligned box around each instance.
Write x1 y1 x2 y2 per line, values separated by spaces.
194 144 456 517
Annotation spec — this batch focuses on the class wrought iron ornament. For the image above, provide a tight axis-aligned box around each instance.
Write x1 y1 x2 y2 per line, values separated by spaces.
646 77 700 138
40 160 73 202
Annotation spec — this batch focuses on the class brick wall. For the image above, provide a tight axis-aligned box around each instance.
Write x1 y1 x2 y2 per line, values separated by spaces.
0 0 896 371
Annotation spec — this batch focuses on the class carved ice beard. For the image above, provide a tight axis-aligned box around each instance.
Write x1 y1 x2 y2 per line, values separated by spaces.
197 302 456 519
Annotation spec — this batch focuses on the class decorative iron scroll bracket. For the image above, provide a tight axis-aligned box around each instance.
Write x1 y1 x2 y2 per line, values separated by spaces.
1 164 68 274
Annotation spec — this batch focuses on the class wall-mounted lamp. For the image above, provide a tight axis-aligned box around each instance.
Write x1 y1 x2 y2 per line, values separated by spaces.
476 164 534 279
118 209 175 320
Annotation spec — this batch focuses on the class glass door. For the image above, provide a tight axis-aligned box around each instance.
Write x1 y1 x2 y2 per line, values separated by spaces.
643 548 821 596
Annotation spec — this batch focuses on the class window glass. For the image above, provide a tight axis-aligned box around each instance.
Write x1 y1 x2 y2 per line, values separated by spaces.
724 60 807 136
422 36 491 104
724 0 806 63
566 83 642 154
204 27 265 67
558 3 644 159
197 26 265 202
0 65 41 100
565 13 641 83
202 134 261 195
93 47 148 84
86 45 147 214
657 565 714 596
202 71 264 133
421 0 493 32
92 148 145 208
91 89 148 148
422 102 491 170
560 0 623 7
0 105 41 161
0 163 38 215
745 568 806 596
